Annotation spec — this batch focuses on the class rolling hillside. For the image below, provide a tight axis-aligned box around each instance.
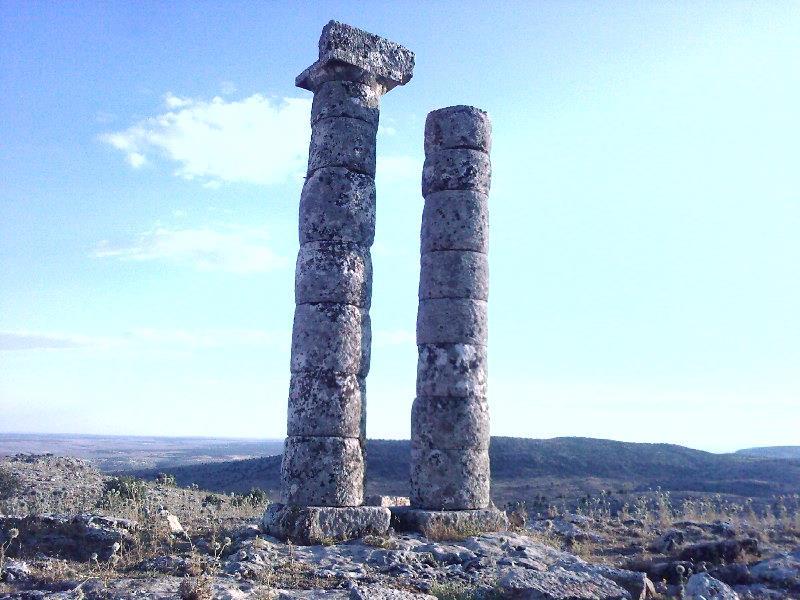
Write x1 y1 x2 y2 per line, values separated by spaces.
130 437 800 506
736 446 800 460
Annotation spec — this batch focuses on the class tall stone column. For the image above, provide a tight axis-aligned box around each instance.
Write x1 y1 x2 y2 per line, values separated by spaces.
394 106 507 534
263 21 414 545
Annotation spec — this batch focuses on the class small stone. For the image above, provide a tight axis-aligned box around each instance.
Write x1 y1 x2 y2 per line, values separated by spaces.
262 503 390 545
287 372 364 438
421 190 488 253
422 148 491 196
290 303 370 376
410 442 490 510
295 242 372 308
164 514 184 535
300 167 376 245
308 116 377 176
281 436 364 507
419 250 488 300
425 105 491 154
411 396 489 450
416 298 487 345
416 343 487 397
312 80 380 126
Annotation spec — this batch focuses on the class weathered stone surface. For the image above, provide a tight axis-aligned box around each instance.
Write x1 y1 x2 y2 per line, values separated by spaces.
416 298 488 345
497 566 630 600
287 373 364 438
416 343 487 397
685 573 739 600
364 495 410 508
308 116 377 176
749 548 800 589
421 148 491 196
295 242 372 308
677 538 759 565
262 503 390 545
410 442 490 510
0 514 137 562
291 303 370 376
419 250 488 300
421 190 488 253
566 562 654 600
411 396 489 450
425 105 491 154
281 436 364 506
299 167 376 245
311 80 380 126
296 21 414 92
391 506 507 536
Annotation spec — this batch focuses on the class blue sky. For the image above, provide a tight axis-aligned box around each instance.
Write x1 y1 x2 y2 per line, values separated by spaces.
1 1 798 452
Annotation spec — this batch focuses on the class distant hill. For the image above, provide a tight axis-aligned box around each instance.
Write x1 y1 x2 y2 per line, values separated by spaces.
131 437 800 506
736 446 800 460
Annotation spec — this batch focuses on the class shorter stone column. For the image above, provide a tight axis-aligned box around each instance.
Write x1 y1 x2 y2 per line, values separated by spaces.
392 106 507 535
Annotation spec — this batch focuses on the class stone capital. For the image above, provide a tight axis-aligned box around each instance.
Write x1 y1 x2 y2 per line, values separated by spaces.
296 20 414 93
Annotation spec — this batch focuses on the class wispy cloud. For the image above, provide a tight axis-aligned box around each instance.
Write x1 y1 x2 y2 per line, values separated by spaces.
101 93 311 186
0 328 282 352
0 332 99 351
93 224 288 273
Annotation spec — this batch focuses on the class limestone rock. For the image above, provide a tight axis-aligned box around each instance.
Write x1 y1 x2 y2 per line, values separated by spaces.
421 190 489 253
295 241 372 308
422 148 491 196
424 105 492 154
685 573 739 600
497 566 631 599
409 443 490 509
262 503 390 545
416 298 487 345
287 373 364 438
419 250 488 300
312 80 380 126
300 167 376 246
416 343 487 397
308 116 377 176
281 436 364 506
411 396 489 450
0 514 137 562
391 506 507 536
291 303 370 376
749 548 800 589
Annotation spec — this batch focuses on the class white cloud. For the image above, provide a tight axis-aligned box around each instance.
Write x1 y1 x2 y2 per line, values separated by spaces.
0 332 98 351
93 224 288 273
101 94 311 186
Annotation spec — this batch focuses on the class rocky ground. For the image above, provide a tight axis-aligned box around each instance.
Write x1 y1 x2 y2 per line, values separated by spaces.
1 455 799 599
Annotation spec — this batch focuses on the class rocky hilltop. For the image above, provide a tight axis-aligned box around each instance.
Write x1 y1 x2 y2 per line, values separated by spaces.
2 454 799 599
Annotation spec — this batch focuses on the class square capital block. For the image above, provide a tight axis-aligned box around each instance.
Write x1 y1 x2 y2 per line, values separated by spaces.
297 21 415 92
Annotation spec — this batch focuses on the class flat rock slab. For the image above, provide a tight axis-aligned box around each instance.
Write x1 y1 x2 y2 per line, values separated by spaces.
263 503 390 545
364 495 411 507
297 20 414 92
390 507 508 536
498 566 630 600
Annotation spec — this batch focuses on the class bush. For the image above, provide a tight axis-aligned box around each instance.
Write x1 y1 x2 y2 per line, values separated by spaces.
97 476 147 509
0 467 21 501
230 487 269 508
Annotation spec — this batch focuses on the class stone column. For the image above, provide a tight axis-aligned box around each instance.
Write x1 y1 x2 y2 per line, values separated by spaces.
263 21 414 545
394 106 507 534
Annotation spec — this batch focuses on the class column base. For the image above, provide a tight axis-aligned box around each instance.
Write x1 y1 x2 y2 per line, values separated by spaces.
262 503 390 545
390 506 508 537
